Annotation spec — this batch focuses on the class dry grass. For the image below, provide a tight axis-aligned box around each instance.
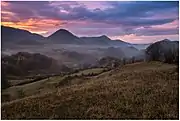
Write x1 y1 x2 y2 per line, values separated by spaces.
8 79 34 86
1 68 105 103
1 76 63 102
71 68 105 76
1 62 179 119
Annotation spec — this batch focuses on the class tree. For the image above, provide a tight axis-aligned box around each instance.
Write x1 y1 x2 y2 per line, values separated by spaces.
173 49 179 72
164 50 171 63
131 56 135 63
1 70 9 89
146 43 161 61
123 58 126 65
164 49 179 64
81 73 84 77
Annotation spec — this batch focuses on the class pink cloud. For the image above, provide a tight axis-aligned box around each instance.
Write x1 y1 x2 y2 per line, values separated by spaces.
111 34 178 44
151 19 179 30
76 1 112 10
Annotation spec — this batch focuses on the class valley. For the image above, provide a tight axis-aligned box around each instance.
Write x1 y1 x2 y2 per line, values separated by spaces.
1 1 179 119
1 25 179 119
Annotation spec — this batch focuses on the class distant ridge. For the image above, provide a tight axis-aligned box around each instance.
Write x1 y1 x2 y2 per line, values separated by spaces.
1 26 175 48
80 35 111 45
1 26 45 45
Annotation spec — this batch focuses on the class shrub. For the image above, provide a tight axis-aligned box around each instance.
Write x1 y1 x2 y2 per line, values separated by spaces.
17 90 25 98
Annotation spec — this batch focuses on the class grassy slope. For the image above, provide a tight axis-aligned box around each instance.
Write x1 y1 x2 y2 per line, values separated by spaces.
71 68 105 76
1 62 179 119
2 68 105 102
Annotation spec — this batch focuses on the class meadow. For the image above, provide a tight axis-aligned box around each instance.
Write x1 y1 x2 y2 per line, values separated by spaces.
1 62 178 119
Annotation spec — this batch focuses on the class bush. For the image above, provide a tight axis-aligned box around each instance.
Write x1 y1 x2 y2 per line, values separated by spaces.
17 90 25 98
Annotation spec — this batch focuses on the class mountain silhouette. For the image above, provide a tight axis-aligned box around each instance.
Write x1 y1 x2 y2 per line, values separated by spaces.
80 35 111 45
1 26 44 45
2 26 169 48
47 29 83 44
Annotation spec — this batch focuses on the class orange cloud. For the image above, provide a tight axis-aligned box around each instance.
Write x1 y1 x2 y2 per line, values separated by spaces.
1 1 66 36
1 18 65 35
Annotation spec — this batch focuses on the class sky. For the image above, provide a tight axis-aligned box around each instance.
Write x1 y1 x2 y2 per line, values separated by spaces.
1 1 179 44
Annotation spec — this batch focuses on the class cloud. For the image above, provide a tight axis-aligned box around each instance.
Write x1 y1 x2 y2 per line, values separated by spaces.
1 18 66 35
1 1 179 42
111 34 178 44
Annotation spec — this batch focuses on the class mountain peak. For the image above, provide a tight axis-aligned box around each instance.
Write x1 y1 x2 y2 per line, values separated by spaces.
47 28 80 44
100 35 107 37
54 29 72 34
100 35 108 38
99 35 111 40
48 28 76 38
161 39 171 42
58 29 69 32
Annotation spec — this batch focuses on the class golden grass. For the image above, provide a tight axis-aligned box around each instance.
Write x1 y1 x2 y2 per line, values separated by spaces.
71 68 105 76
1 62 179 119
1 68 105 103
2 76 64 102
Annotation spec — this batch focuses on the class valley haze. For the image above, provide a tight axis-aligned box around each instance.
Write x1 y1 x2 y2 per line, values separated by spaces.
1 1 179 120
2 25 150 67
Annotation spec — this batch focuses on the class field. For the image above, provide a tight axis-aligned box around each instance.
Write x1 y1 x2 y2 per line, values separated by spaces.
1 62 179 119
71 68 106 76
2 68 106 102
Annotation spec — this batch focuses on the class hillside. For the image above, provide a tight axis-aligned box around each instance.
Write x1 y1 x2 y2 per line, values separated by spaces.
2 52 71 78
1 26 44 45
101 47 125 59
80 35 131 46
1 62 178 119
109 39 131 47
146 39 179 63
50 49 98 68
97 56 122 68
80 35 111 45
120 46 142 58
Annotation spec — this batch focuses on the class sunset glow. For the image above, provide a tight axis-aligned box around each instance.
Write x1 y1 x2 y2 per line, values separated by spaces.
1 1 179 43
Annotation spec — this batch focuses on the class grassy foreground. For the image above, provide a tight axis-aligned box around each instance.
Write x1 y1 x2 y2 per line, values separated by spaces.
1 62 179 119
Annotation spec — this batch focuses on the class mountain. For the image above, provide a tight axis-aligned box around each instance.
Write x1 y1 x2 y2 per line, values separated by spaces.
108 39 131 47
1 26 45 45
15 39 43 45
81 35 132 47
2 26 132 47
146 39 179 63
99 46 142 59
47 29 83 44
80 35 111 45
